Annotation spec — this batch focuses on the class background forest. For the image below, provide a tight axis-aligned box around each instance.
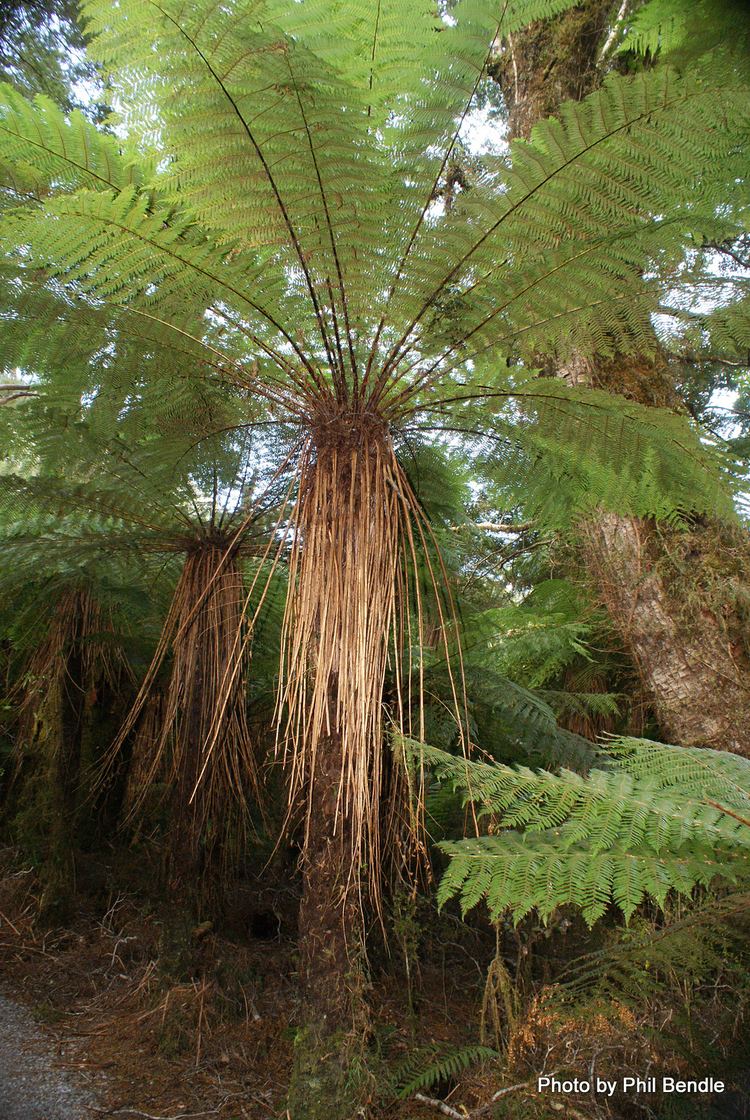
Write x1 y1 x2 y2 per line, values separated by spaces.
0 1 749 1118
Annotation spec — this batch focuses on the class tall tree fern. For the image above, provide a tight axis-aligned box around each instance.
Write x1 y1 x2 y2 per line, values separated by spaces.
0 375 284 914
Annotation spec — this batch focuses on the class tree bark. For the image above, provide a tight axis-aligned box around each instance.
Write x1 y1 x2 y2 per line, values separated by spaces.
492 3 750 755
489 0 617 139
583 513 750 753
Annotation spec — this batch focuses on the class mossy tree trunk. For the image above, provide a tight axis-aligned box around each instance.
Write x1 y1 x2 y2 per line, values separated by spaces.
287 720 370 1120
10 588 110 923
488 0 616 140
41 643 86 923
581 514 750 753
491 2 750 755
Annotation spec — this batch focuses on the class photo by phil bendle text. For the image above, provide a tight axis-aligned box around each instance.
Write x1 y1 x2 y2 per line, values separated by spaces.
538 1076 727 1096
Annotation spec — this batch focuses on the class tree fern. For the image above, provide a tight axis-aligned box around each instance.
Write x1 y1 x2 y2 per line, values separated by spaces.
0 83 143 200
556 888 750 1004
618 0 748 63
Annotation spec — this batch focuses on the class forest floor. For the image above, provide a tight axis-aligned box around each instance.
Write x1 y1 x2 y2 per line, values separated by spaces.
2 845 745 1119
0 846 493 1120
0 854 300 1118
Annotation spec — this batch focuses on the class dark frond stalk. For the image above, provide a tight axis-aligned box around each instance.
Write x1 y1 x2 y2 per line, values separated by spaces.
363 13 507 393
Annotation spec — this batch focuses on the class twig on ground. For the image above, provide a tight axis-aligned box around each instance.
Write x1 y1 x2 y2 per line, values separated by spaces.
415 1071 556 1118
92 1106 224 1119
0 941 49 956
0 908 22 936
470 1081 535 1117
413 1094 464 1118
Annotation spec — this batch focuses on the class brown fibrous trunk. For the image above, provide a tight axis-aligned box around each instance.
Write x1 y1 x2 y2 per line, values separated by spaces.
282 410 449 1118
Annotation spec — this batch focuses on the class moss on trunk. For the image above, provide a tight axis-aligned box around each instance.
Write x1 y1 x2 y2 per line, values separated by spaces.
287 727 372 1120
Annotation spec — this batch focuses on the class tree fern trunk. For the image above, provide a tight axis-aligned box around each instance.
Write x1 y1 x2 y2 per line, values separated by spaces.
282 427 395 1119
287 719 369 1120
492 2 750 755
42 641 85 923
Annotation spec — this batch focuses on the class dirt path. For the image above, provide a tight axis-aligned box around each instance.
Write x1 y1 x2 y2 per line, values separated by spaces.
0 993 100 1119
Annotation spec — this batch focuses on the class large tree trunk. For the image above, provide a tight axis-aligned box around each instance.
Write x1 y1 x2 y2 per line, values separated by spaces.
491 3 750 754
489 0 616 139
41 638 85 923
582 513 750 753
141 544 260 977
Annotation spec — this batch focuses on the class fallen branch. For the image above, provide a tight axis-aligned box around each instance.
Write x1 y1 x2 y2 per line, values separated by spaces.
450 520 536 534
415 1072 555 1118
470 1082 533 1117
93 1106 224 1119
413 1093 464 1119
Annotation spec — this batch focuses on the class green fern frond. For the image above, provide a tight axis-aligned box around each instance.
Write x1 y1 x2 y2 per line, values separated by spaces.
448 378 737 526
384 1041 498 1100
402 738 750 924
3 5 746 397
0 82 144 201
619 0 748 61
557 889 750 1002
436 831 741 924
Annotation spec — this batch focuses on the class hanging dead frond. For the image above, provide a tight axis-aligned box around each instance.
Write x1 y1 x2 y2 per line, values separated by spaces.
120 688 166 824
277 407 467 917
14 584 129 758
107 541 261 892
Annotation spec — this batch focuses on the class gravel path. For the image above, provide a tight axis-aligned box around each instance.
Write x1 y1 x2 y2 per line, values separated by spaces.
0 993 99 1119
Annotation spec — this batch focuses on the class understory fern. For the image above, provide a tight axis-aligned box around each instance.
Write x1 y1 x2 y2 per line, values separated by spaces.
404 737 750 924
383 1042 498 1101
556 889 750 1004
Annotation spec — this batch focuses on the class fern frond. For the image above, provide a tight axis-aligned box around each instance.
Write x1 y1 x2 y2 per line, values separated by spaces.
403 739 750 923
436 831 741 924
440 378 736 525
384 1041 498 1100
557 889 750 1002
619 0 748 61
0 82 144 201
5 4 746 396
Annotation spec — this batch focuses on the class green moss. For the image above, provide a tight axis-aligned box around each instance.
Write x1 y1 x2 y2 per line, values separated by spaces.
287 1022 371 1120
653 519 750 660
